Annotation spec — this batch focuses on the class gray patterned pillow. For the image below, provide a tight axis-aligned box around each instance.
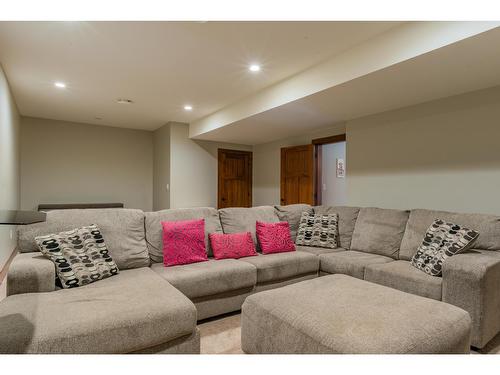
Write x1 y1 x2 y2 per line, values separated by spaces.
295 212 339 249
411 219 479 276
35 224 119 288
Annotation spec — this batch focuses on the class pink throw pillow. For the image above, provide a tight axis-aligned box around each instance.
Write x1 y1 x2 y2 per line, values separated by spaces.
209 232 258 260
162 219 208 266
256 221 296 254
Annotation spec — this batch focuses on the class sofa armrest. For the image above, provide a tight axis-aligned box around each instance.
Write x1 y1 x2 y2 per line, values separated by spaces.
442 250 500 349
6 252 56 296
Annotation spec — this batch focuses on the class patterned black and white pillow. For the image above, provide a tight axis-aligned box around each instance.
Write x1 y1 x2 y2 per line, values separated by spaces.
410 219 479 277
35 224 119 289
295 212 339 249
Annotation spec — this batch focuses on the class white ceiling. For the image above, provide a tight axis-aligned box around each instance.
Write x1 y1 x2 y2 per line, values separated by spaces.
198 27 500 145
0 21 400 130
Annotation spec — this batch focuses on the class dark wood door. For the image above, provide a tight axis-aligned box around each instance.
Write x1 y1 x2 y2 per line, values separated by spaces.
280 144 315 205
218 149 253 208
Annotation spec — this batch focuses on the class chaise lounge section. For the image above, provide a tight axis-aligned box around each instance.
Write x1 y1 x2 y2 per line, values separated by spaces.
0 267 199 354
1 209 199 354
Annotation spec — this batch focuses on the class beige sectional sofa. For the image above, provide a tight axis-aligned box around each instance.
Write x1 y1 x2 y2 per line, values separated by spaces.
0 203 499 353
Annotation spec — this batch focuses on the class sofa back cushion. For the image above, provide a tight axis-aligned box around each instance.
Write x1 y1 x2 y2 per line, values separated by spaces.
400 209 500 260
274 204 313 241
145 207 222 262
350 207 409 259
219 206 279 251
313 206 360 249
18 208 149 270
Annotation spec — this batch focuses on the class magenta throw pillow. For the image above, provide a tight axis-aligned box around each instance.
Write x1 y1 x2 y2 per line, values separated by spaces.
162 218 208 266
256 221 296 254
209 232 257 260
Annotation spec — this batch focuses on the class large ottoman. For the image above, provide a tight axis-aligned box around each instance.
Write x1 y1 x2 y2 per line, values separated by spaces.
241 274 472 354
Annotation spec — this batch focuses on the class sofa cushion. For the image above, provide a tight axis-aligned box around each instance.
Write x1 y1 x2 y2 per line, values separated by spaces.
295 212 339 249
410 219 479 277
296 245 345 256
400 208 500 261
319 250 393 279
350 207 409 259
145 207 222 262
313 206 360 249
0 267 197 353
219 206 279 251
35 224 120 288
256 221 295 254
18 209 149 270
150 259 257 299
239 252 319 283
274 204 313 241
364 260 443 300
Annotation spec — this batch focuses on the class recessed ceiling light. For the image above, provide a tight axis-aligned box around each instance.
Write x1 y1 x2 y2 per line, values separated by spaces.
54 82 66 88
117 98 133 104
184 105 193 111
249 64 261 72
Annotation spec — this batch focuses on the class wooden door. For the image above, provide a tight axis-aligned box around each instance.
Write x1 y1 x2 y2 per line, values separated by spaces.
218 149 253 208
280 144 315 205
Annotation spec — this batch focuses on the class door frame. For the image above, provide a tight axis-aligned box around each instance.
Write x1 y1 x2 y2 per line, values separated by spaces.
311 134 346 206
217 148 253 209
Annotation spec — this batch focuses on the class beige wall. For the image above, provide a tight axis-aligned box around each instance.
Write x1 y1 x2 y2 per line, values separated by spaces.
0 65 20 270
347 85 500 215
252 123 346 206
153 123 171 211
15 82 500 222
20 117 153 211
19 118 250 214
169 122 252 209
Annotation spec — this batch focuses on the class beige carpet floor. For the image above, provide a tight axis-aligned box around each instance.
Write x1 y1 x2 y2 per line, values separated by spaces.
199 312 244 354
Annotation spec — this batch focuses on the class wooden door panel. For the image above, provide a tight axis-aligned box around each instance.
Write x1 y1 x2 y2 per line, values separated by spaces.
224 155 246 178
225 180 247 206
298 176 313 203
280 145 315 205
284 177 299 204
218 149 252 208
